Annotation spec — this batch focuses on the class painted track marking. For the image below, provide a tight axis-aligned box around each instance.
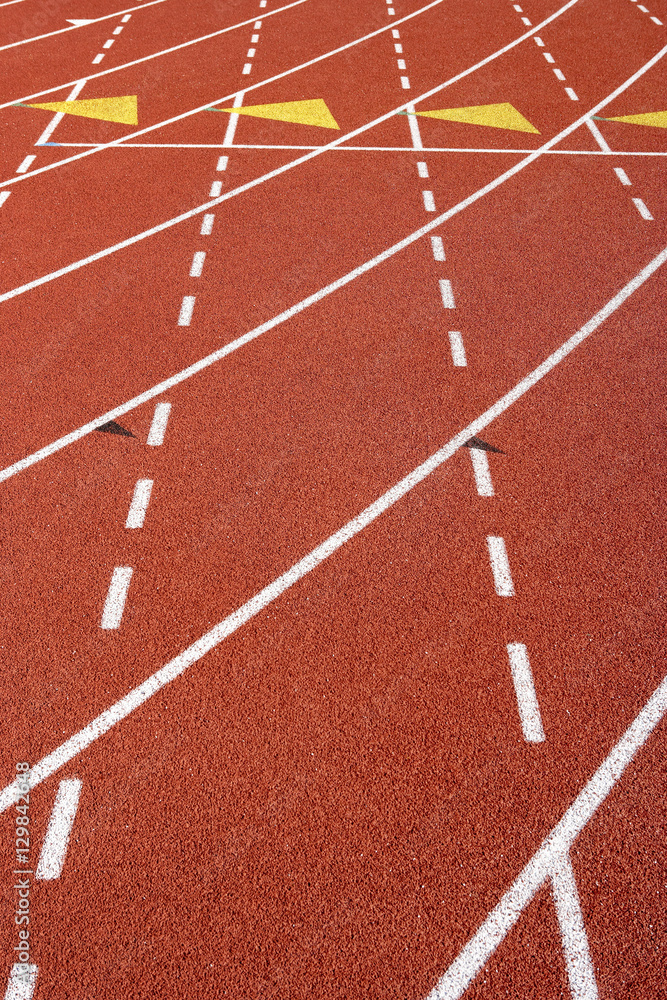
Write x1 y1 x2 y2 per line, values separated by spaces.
177 295 195 325
487 536 515 596
146 402 171 445
125 479 154 529
632 197 654 219
469 448 494 496
439 278 455 308
0 0 165 53
431 236 446 260
100 567 133 629
35 779 82 880
3 965 38 1000
551 852 600 998
506 643 546 742
448 331 467 366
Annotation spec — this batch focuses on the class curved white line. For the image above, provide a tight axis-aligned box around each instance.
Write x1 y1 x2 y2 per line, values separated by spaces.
0 0 168 53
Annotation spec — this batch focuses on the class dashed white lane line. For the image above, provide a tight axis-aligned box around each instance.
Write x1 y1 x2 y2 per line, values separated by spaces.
405 101 424 149
0 191 11 207
177 295 196 325
585 117 612 153
35 78 87 146
251 33 260 42
209 179 222 197
553 67 566 80
543 51 555 62
534 34 545 45
469 448 494 496
632 196 654 219
521 15 531 25
506 643 546 742
4 965 38 1000
397 58 407 69
35 779 82 880
92 53 105 64
487 535 515 596
100 567 133 629
565 86 579 100
103 39 115 48
394 41 403 52
431 235 446 260
448 330 467 366
125 479 154 528
651 15 663 24
121 12 132 21
417 160 429 177
15 155 35 173
439 278 456 308
551 852 600 999
190 250 206 276
388 5 395 12
113 25 123 34
423 189 436 210
400 75 410 88
223 91 245 147
216 154 229 170
146 401 171 446
613 166 631 185
243 62 252 73
200 213 215 235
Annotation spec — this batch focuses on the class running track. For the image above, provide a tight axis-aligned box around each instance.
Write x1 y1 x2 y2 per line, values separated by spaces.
1 0 666 997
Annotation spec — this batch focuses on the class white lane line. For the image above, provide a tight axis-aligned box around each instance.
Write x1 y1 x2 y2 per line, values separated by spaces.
125 479 153 529
146 401 171 446
190 251 206 276
401 75 411 88
254 19 263 27
638 3 649 10
585 117 612 153
397 58 407 69
469 448 494 496
632 197 654 219
613 166 631 185
395 42 403 52
487 536 515 596
543 51 555 62
521 16 531 25
2 269 667 806
425 674 667 999
405 101 424 149
439 278 455 308
4 965 38 1000
388 6 395 12
177 295 196 325
209 179 222 196
0 0 164 53
423 189 436 210
551 853 600 999
506 643 545 742
0 192 11 207
513 4 523 10
431 235 446 260
103 39 115 48
35 79 87 146
448 330 467 366
16 156 35 173
251 33 260 42
651 15 663 24
565 86 579 100
242 63 252 73
35 779 82 879
92 54 105 63
553 67 566 80
534 35 545 45
121 13 132 20
216 154 229 170
200 213 215 234
223 91 245 147
45 142 667 155
260 0 267 6
113 26 123 34
100 567 133 629
417 161 429 177
247 48 256 57
392 28 400 37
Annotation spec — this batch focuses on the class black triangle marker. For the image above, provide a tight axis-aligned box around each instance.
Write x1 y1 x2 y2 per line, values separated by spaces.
464 436 503 454
96 421 134 438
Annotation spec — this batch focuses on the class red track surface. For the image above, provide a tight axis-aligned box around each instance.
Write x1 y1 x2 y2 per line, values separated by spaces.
1 0 666 997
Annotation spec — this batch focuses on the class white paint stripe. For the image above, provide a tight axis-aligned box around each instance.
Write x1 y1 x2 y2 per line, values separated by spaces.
0 0 166 53
190 251 206 276
585 117 612 153
553 67 566 80
35 79 87 146
448 330 466 366
401 75 411 88
146 401 171 446
121 12 132 20
397 58 407 69
543 51 555 62
565 86 579 100
209 179 222 196
392 28 400 37
35 778 82 879
534 35 545 44
242 63 252 74
254 19 262 28
0 191 10 206
394 42 403 52
42 142 667 155
216 154 228 170
417 161 429 177
200 213 215 234
1 271 667 807
177 295 195 325
405 101 424 149
551 852 600 999
425 673 667 999
521 16 531 24
113 26 123 34
487 536 515 596
651 16 663 24
223 91 245 147
423 189 436 211
103 39 114 48
16 155 35 173
4 965 38 1000
125 479 153 528
469 448 494 496
613 166 631 185
439 278 455 308
100 567 133 629
632 197 654 219
92 54 105 63
431 235 445 260
506 643 545 742
247 48 256 57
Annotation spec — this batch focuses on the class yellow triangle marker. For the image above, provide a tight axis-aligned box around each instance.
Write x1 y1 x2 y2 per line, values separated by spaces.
414 102 539 134
218 98 339 129
27 96 138 125
598 111 667 129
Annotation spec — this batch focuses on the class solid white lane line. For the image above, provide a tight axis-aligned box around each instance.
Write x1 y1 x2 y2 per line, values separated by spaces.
103 39 114 48
146 401 171 446
585 117 612 153
0 191 11 206
125 479 154 529
401 75 411 88
209 179 222 196
35 779 82 879
92 54 105 64
487 536 515 596
16 155 35 173
613 166 631 185
3 270 667 806
190 251 206 276
448 331 466 366
632 197 654 219
35 78 87 146
4 965 38 1000
565 86 579 100
0 0 164 53
425 674 667 999
216 154 229 170
177 295 196 325
553 67 566 80
431 235 445 260
506 643 545 742
439 278 455 308
469 448 494 496
543 51 555 61
100 567 133 629
551 853 600 999
417 161 429 177
405 101 424 149
200 213 215 234
423 189 436 210
223 90 245 147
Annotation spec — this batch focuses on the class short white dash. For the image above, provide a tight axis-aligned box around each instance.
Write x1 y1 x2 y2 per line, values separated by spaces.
92 53 104 63
121 13 132 21
259 0 267 6
552 853 600 998
423 189 436 211
613 166 631 186
103 38 114 48
543 52 555 63
147 401 171 446
190 250 206 276
565 87 579 100
638 4 649 10
469 447 494 496
254 20 262 28
534 35 545 45
100 567 133 629
633 197 654 219
113 25 123 34
16 155 36 173
210 180 222 197
400 75 410 87
4 965 38 1000
487 536 515 596
391 28 400 37
521 16 532 25
394 42 403 52
200 213 215 235
125 479 154 529
251 33 259 42
448 331 466 366
216 155 228 171
439 278 455 308
417 161 429 178
507 643 546 742
553 67 566 80
431 235 445 260
178 295 196 325
242 63 252 74
513 4 523 10
247 47 256 57
651 15 663 23
0 191 11 207
397 58 407 69
35 779 83 879
388 7 395 14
